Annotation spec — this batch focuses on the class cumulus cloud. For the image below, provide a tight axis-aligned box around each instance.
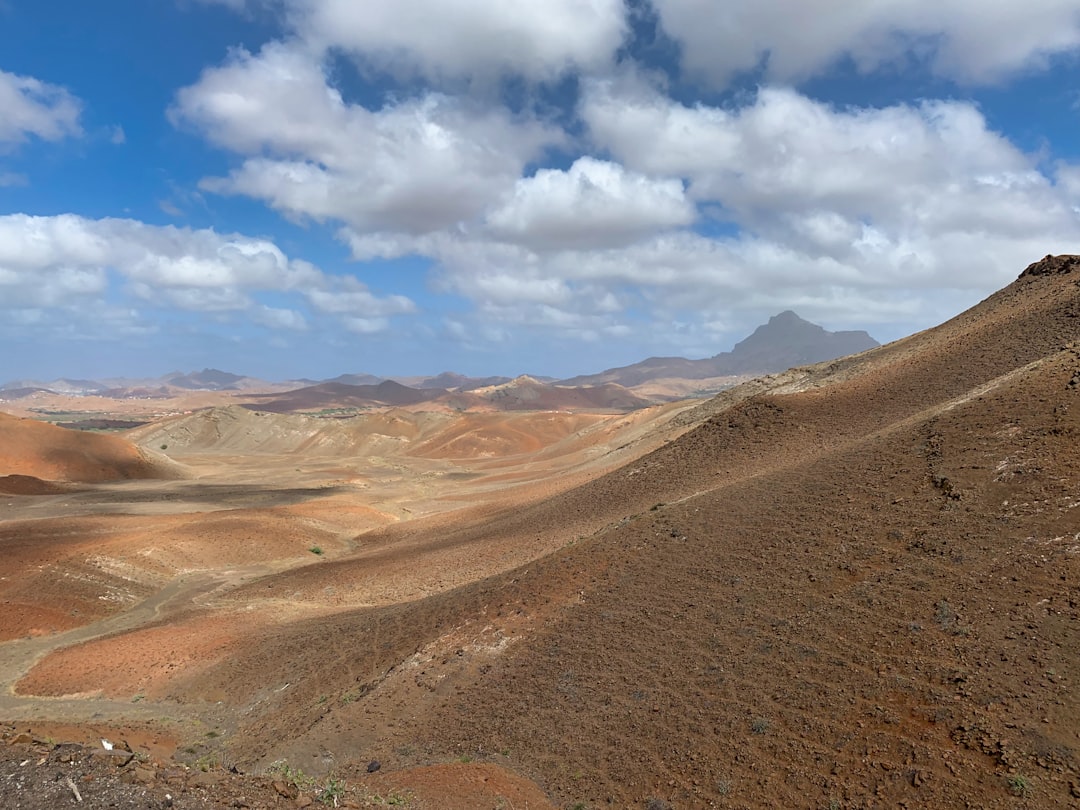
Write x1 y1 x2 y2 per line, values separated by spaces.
172 43 565 233
651 0 1080 85
341 81 1080 349
0 214 414 336
582 79 1080 278
290 0 628 83
162 1 1080 359
306 277 415 317
253 304 308 331
0 69 83 148
485 157 695 250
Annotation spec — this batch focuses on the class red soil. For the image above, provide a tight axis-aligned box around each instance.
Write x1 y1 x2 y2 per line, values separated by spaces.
0 414 170 483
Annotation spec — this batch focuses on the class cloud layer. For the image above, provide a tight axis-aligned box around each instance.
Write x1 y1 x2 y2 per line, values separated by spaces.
0 214 414 339
173 43 564 233
291 0 629 82
651 0 1080 84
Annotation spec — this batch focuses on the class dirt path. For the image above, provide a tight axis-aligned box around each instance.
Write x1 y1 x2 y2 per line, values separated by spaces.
0 561 277 724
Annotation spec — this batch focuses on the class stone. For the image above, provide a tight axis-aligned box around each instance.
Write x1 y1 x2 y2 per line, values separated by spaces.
93 748 135 767
189 770 224 787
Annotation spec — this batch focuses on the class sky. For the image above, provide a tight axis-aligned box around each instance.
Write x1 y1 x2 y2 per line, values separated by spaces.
2 1 1080 382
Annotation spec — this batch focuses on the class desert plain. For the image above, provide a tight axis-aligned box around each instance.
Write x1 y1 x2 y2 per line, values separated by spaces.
2 256 1080 808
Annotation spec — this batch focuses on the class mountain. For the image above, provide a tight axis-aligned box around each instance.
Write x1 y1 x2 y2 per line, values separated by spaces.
468 375 651 411
0 369 299 400
242 375 653 414
0 378 110 395
561 310 880 387
243 379 442 412
163 368 256 390
408 371 514 390
324 372 385 386
0 312 875 399
725 309 880 371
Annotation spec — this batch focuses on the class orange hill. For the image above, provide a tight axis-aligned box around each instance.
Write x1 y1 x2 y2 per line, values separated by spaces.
0 412 175 483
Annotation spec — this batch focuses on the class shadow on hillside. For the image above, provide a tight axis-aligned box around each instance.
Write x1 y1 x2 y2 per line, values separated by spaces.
65 482 350 509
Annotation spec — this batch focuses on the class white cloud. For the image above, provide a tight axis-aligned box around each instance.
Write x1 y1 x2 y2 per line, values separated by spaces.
343 316 389 334
291 0 628 83
337 80 1080 349
0 214 415 335
160 4 1080 359
651 0 1080 85
172 43 565 233
253 304 308 330
485 157 695 250
0 69 83 148
583 80 1080 270
306 277 415 317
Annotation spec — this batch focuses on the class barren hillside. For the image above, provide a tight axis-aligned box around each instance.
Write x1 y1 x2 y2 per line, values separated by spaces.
0 413 178 485
3 256 1080 808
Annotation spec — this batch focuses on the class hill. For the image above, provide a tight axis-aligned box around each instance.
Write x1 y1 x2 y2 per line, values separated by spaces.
174 255 1080 805
243 376 652 414
0 412 178 484
242 379 442 412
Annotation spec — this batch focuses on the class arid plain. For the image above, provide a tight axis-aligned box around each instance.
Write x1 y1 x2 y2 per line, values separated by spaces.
3 257 1080 808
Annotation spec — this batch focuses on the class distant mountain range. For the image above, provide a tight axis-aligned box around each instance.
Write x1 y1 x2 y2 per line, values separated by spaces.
560 311 879 387
243 375 650 414
0 312 879 407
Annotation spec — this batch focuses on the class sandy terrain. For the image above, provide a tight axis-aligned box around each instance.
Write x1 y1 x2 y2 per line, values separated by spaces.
0 391 695 806
3 256 1080 808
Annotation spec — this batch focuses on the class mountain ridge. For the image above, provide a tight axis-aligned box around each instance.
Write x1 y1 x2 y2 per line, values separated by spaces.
0 311 878 399
560 309 879 387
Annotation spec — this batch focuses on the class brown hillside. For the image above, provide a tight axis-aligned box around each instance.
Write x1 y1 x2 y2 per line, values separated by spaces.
0 413 174 483
471 375 651 411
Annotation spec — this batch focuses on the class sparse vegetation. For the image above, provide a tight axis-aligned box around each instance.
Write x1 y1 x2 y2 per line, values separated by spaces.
270 761 317 792
751 717 771 734
319 777 345 805
935 599 965 634
1006 773 1031 797
267 763 358 807
309 545 324 555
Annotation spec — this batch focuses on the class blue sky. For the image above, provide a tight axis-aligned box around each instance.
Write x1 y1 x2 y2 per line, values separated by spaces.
2 0 1080 382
